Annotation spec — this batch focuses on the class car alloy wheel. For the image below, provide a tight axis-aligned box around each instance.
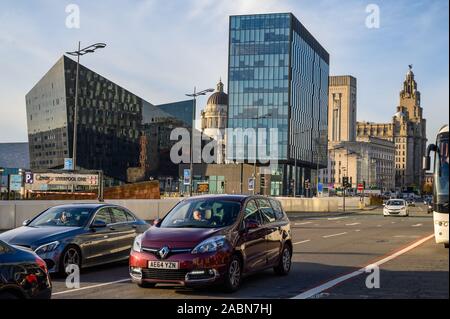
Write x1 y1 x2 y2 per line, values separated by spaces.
224 256 241 292
282 247 292 273
62 247 80 275
275 245 292 276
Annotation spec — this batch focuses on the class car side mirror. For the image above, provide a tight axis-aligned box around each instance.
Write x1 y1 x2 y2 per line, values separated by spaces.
152 219 161 226
22 219 30 226
245 220 260 231
91 220 107 229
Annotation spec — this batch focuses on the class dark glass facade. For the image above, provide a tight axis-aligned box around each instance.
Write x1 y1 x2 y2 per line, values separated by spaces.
26 56 192 183
156 100 194 127
227 13 329 196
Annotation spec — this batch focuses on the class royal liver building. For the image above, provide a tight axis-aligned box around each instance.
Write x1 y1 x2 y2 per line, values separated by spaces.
357 66 427 192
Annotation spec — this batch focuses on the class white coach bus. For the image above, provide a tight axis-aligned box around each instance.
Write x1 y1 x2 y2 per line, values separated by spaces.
424 124 449 248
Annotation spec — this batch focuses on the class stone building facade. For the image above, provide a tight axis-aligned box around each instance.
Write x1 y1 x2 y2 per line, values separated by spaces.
329 76 357 143
357 66 427 191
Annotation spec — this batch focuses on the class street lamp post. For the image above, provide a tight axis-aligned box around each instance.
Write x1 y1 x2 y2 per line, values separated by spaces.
186 87 215 197
66 42 107 172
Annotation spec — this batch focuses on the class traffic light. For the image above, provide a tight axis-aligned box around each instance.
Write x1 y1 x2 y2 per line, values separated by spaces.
261 176 267 189
305 179 311 190
342 177 351 189
342 177 348 187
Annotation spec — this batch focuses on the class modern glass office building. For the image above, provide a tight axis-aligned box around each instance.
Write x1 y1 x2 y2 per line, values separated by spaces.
156 100 193 127
227 13 329 196
26 56 192 183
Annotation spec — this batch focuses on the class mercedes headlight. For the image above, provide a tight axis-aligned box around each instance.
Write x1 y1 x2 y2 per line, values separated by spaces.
133 234 143 252
35 241 60 255
191 236 226 254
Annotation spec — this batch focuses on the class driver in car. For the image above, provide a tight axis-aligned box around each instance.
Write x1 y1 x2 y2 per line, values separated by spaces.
192 208 215 224
55 211 70 225
193 209 205 221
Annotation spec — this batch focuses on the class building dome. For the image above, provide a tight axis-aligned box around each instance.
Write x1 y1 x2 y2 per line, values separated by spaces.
206 80 228 106
201 79 228 133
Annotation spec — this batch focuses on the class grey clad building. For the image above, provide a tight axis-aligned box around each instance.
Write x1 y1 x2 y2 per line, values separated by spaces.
26 56 192 183
227 13 329 196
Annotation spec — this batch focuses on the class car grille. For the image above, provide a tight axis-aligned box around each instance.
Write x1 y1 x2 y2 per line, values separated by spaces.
142 247 191 258
142 268 188 282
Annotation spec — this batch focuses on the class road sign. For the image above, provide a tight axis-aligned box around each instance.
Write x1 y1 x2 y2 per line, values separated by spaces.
318 183 323 193
358 183 364 191
9 174 22 191
25 172 34 184
31 173 99 187
64 158 74 170
183 169 191 185
197 183 209 193
248 178 255 191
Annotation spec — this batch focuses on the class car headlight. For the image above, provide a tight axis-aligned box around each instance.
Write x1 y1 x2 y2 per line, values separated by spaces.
191 236 227 254
133 234 143 252
35 241 60 255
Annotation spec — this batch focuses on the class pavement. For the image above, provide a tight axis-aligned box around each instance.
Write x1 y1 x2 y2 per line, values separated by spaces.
49 204 449 299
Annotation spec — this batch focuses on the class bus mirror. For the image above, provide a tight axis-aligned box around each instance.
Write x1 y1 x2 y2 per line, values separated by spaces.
423 156 431 171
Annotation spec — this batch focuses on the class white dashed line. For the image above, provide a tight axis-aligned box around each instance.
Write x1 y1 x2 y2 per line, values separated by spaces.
293 240 311 245
411 224 423 227
295 222 313 226
292 234 434 299
345 223 361 226
323 232 347 238
328 217 348 221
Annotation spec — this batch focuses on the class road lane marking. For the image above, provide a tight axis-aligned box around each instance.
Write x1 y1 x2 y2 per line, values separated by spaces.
293 240 311 245
355 230 361 232
291 233 434 299
52 278 130 296
328 217 348 221
295 222 313 226
322 232 347 238
345 223 361 226
411 223 423 227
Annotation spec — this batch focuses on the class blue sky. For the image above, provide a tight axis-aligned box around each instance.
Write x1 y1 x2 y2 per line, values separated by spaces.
0 0 448 143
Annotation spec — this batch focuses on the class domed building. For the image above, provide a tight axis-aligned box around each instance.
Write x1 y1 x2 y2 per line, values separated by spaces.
201 80 228 164
201 80 228 138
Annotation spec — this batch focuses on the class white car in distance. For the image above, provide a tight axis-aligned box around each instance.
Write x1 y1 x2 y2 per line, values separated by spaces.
383 199 409 217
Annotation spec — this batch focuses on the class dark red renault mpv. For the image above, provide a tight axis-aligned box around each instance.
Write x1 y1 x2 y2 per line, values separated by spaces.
129 195 292 292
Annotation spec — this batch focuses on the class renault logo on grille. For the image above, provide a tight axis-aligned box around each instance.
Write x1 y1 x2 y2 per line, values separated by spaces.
158 246 170 259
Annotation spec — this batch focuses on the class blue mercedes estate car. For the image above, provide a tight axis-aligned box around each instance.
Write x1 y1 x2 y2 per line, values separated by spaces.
0 203 149 275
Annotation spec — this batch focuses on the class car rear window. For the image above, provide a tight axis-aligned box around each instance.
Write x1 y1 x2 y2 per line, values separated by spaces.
269 199 285 220
256 198 276 224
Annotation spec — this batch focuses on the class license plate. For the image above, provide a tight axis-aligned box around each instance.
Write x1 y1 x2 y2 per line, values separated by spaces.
148 260 179 270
